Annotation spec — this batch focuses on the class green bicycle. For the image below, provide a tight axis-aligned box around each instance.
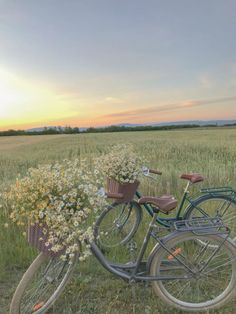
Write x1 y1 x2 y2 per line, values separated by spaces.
94 168 236 247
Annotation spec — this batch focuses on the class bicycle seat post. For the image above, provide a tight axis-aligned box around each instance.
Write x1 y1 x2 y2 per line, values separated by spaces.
184 181 191 194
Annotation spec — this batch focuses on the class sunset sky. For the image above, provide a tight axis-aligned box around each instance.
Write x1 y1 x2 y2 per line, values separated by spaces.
0 0 236 130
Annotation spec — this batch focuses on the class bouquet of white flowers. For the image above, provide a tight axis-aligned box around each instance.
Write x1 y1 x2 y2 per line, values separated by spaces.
95 144 144 202
4 159 106 261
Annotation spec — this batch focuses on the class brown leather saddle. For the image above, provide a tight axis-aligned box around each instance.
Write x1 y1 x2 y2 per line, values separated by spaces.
138 195 177 214
180 173 204 184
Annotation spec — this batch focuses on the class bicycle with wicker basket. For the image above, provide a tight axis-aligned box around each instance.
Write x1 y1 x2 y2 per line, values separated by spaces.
10 206 236 313
7 151 236 313
94 167 236 248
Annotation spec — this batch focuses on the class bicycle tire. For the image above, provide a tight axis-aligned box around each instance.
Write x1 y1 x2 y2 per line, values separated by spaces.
94 201 142 248
10 252 78 314
184 194 236 240
150 231 236 312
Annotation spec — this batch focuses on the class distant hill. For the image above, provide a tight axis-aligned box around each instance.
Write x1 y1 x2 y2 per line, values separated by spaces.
26 119 236 132
115 119 236 128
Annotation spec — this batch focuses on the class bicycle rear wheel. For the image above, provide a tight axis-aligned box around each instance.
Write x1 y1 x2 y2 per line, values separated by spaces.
10 252 78 314
150 231 236 312
94 201 142 248
185 194 236 240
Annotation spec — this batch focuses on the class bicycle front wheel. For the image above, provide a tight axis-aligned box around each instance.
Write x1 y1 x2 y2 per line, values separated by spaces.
185 194 236 240
10 252 78 314
94 201 142 248
150 231 236 312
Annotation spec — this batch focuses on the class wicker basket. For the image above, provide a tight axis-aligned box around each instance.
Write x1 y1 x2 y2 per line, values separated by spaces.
107 178 139 203
28 223 65 258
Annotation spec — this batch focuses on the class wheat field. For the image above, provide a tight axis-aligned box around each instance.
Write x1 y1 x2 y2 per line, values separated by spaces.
0 128 236 313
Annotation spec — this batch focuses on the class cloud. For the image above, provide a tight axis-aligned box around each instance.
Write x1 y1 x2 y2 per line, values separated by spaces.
101 96 236 120
104 96 123 104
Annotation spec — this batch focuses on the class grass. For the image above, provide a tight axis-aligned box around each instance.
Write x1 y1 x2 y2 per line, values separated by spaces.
0 128 236 313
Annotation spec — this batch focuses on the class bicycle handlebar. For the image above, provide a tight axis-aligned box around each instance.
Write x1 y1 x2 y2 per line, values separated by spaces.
149 169 162 175
142 166 162 176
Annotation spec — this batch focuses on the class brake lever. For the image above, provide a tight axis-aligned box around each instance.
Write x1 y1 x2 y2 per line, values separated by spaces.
146 174 159 182
142 166 150 176
142 166 159 182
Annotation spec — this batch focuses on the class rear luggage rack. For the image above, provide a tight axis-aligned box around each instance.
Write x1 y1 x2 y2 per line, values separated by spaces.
200 186 236 196
174 217 230 236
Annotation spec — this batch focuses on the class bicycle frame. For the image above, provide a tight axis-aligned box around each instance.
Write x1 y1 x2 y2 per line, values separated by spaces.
90 212 229 283
90 213 188 282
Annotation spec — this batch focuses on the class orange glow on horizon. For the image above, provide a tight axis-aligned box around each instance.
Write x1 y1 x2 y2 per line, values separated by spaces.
1 68 236 132
1 110 235 132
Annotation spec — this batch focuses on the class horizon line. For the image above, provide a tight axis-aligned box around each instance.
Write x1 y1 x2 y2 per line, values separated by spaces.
1 118 236 132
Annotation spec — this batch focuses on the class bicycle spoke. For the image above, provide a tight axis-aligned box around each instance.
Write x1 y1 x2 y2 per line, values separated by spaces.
203 257 235 275
170 280 191 300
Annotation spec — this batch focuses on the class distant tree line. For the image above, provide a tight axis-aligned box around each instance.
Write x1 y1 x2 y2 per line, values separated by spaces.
0 124 235 137
85 124 202 133
0 126 80 136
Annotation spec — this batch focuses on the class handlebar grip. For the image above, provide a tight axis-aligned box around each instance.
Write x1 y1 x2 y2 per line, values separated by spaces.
106 192 124 199
149 169 162 175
